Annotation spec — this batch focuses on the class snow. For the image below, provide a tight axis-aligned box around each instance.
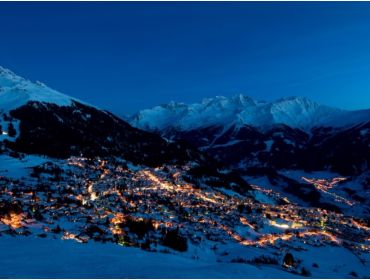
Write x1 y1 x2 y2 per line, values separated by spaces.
265 96 343 130
360 128 370 136
218 187 244 198
264 140 274 151
252 190 277 205
215 240 370 279
0 66 85 112
210 139 244 149
131 95 370 132
0 154 49 179
292 245 370 278
0 236 297 278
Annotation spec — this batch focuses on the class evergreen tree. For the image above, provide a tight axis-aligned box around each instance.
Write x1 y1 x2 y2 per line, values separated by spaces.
7 122 16 137
283 252 295 267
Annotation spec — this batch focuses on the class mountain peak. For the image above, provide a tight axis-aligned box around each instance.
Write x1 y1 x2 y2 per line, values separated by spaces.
0 66 26 86
231 94 256 106
200 94 255 108
0 66 83 112
273 96 323 110
0 65 18 76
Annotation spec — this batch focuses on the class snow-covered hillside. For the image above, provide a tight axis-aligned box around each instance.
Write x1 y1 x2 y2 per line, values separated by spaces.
130 95 370 131
0 66 82 112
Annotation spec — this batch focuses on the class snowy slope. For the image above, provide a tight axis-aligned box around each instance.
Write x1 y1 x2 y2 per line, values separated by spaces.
0 236 296 278
130 95 370 131
1 236 369 278
0 66 82 112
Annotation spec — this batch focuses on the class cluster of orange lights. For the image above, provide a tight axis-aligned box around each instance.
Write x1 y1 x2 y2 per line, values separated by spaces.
0 212 25 229
302 176 354 206
140 170 221 205
61 231 87 243
240 217 256 230
110 213 126 235
237 229 340 247
7 156 363 254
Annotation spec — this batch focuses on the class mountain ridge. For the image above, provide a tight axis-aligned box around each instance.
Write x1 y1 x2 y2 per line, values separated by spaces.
130 94 370 131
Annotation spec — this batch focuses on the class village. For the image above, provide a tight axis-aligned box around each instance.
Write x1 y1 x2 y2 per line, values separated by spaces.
0 155 369 274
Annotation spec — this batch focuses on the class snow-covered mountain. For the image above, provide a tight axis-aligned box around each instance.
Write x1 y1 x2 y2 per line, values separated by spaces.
0 66 82 111
130 94 370 131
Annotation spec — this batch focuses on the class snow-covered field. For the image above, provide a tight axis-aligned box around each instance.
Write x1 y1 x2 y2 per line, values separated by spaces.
0 154 49 179
1 235 369 278
0 236 297 279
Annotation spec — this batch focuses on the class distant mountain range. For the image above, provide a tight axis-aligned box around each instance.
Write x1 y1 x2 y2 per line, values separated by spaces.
130 94 370 131
129 95 370 175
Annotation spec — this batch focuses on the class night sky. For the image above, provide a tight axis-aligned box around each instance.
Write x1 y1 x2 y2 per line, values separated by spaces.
1 2 370 114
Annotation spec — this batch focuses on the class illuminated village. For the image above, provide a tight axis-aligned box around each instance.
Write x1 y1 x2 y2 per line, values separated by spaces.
0 156 369 277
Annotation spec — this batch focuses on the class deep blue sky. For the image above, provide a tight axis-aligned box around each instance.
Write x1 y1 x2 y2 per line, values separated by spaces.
1 2 370 114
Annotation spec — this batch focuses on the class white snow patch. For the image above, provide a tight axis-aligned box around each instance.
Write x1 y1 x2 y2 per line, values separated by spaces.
264 140 274 151
0 154 49 179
